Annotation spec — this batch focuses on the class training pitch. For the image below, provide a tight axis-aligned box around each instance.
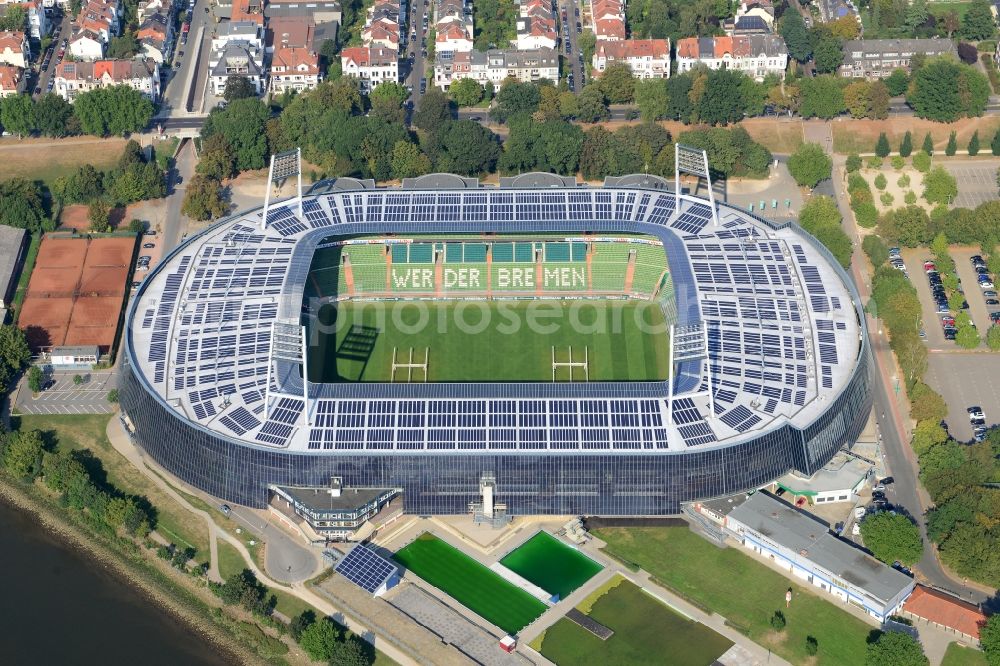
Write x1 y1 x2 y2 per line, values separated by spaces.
309 300 670 383
499 532 603 600
392 533 547 634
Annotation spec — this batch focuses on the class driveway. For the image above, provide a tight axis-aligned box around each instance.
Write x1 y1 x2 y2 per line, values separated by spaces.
900 248 947 348
951 247 993 336
15 370 117 415
226 505 320 584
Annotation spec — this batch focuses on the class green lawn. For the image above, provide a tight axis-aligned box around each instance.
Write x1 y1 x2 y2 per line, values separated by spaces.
595 527 875 665
311 299 669 382
10 231 39 324
499 531 603 600
538 579 732 666
942 642 989 666
393 533 547 634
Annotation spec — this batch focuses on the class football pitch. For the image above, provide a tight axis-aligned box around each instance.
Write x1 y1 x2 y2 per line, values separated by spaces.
393 533 547 634
499 531 603 600
308 300 670 383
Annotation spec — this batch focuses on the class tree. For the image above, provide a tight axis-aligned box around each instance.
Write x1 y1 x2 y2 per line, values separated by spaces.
828 15 860 39
439 120 500 176
2 429 44 480
329 637 371 666
88 199 111 232
72 86 154 137
905 0 929 32
289 610 316 642
780 10 811 62
390 140 431 180
969 130 980 156
920 132 933 156
961 0 996 41
298 617 341 662
946 131 957 156
201 98 270 171
878 205 933 246
863 235 889 267
899 131 912 158
107 31 139 59
414 88 452 132
913 151 931 173
196 134 237 181
770 611 786 630
865 631 929 666
859 512 923 565
957 325 981 349
0 94 34 138
27 366 43 393
908 58 990 122
788 143 832 188
805 636 819 657
223 75 257 102
449 77 484 107
799 75 845 119
874 173 887 190
34 93 74 138
875 132 890 158
993 130 1000 157
846 154 862 173
634 79 669 121
107 388 119 403
811 27 844 74
490 81 541 123
182 175 228 221
958 42 979 65
598 63 636 104
981 615 1000 666
0 5 26 31
885 69 909 97
576 83 609 123
923 166 958 204
798 196 852 267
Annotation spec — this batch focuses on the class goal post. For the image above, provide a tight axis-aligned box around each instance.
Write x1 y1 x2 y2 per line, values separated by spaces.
391 347 429 382
551 345 589 382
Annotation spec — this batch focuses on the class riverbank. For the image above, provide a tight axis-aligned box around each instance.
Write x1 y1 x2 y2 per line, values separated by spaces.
0 472 265 666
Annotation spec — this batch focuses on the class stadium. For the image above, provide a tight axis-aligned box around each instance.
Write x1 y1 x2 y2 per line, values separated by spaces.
119 155 872 520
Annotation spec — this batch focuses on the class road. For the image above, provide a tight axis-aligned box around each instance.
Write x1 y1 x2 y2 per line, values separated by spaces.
33 10 70 100
161 138 198 253
226 505 320 584
558 0 584 91
159 0 216 116
406 0 429 106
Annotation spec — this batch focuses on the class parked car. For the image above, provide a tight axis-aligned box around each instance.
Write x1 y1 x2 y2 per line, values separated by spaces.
852 522 861 536
974 426 988 442
987 299 1000 306
981 280 995 289
984 290 998 297
142 242 155 249
879 477 894 485
853 506 865 519
968 406 985 421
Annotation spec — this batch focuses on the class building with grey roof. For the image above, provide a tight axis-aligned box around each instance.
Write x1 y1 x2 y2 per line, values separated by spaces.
0 224 26 318
725 491 914 622
840 38 957 78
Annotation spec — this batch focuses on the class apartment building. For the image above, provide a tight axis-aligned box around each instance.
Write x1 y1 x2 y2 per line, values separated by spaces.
209 41 264 95
515 0 557 51
590 0 625 40
593 38 670 79
0 0 50 40
341 45 398 91
266 16 315 52
0 63 23 97
434 0 473 52
0 30 28 68
434 47 559 91
839 38 957 78
137 12 172 63
54 58 160 101
676 34 788 81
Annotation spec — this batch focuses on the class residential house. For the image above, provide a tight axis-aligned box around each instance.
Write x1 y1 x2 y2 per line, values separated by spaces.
75 0 119 44
724 0 775 32
266 16 315 52
593 38 670 79
209 40 264 95
340 45 397 92
0 30 27 68
840 38 957 78
818 0 860 25
515 0 557 51
231 0 264 25
590 0 625 40
69 29 105 59
138 0 175 23
675 34 788 81
211 19 264 51
434 0 473 52
363 22 399 49
137 12 173 63
434 47 558 91
724 492 915 624
0 1 50 40
54 58 160 102
0 64 24 96
270 45 321 93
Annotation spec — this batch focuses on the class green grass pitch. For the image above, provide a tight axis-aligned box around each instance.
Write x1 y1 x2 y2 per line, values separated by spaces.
392 533 547 634
308 300 670 383
499 531 603 600
538 579 733 666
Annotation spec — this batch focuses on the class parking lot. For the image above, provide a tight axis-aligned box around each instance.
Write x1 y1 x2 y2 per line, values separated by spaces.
899 248 947 347
951 247 996 335
925 354 1000 442
942 164 999 209
14 370 118 415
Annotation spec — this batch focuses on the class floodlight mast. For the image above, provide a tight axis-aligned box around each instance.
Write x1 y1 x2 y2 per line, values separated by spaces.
673 144 719 227
261 148 304 230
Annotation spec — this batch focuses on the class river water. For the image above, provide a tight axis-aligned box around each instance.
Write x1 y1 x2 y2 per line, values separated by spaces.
0 498 234 666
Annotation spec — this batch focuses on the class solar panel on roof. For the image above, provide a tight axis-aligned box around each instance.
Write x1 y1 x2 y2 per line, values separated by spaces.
335 545 398 595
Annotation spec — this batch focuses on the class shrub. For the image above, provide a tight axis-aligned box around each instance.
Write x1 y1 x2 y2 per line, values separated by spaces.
867 156 883 169
806 636 819 656
969 130 981 156
897 174 910 188
107 388 119 403
862 234 889 266
988 325 1000 351
913 151 931 172
854 202 879 228
899 131 912 157
946 131 957 156
905 191 917 204
846 153 862 173
891 155 905 169
881 192 894 206
922 132 934 155
874 173 887 190
770 611 786 630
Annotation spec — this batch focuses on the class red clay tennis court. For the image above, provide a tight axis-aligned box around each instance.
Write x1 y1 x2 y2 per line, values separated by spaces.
19 236 134 353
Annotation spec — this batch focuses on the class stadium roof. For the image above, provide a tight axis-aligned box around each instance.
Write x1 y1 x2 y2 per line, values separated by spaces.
128 180 863 455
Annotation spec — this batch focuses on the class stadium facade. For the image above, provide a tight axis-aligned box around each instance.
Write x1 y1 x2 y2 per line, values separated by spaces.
120 172 871 517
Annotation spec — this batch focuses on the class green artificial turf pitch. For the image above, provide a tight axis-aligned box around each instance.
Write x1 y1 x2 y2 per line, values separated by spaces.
392 533 547 634
538 579 733 666
499 532 603 600
308 300 669 383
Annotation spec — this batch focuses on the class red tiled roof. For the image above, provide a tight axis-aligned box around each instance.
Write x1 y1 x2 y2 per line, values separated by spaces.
676 37 698 58
272 46 319 74
593 18 625 38
0 64 22 90
902 586 986 639
0 31 26 52
596 38 669 60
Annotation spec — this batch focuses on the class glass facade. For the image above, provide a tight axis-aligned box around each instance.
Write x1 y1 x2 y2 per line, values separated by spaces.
119 347 871 514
